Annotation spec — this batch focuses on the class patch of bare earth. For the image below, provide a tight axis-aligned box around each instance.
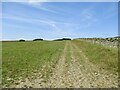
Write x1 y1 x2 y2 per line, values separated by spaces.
45 41 69 88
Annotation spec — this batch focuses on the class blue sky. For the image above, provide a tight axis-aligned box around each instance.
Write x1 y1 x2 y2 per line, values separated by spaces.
1 2 118 40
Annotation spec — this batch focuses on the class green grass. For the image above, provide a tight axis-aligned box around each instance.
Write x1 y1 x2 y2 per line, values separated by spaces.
73 40 118 74
2 41 65 86
2 40 118 86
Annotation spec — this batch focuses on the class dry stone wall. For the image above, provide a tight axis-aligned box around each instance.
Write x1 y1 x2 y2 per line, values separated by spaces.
79 37 119 48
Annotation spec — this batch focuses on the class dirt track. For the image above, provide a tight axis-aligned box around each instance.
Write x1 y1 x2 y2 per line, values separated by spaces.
9 41 118 88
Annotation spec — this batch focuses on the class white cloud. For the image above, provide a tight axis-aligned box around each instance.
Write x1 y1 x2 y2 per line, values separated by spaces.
28 0 40 5
27 0 47 5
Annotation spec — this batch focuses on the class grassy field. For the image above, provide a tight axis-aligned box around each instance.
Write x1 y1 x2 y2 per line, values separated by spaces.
2 40 118 88
2 41 65 86
73 40 118 74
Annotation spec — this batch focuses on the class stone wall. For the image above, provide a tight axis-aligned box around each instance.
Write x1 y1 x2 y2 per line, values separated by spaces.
79 37 119 48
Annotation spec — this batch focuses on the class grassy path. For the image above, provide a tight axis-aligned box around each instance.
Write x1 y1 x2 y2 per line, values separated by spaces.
3 41 118 88
71 42 118 88
46 41 68 87
45 41 118 88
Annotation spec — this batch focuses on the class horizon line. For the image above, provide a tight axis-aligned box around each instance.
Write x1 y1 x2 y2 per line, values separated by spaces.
1 36 119 41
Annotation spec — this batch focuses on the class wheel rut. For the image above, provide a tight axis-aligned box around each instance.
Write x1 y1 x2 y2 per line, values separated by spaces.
8 41 118 88
46 41 118 88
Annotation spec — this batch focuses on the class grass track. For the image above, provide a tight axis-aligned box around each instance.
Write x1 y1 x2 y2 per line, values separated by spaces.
73 40 118 74
2 40 118 88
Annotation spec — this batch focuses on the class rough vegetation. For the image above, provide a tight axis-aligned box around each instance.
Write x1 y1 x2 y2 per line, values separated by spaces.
2 40 118 88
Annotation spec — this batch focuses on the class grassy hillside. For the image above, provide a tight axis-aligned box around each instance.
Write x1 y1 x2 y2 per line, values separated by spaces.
2 41 65 86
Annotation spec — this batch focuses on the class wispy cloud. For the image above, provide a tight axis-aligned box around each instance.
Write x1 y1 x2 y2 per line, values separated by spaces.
27 0 43 5
2 2 117 40
27 0 48 3
3 15 79 37
2 15 65 32
2 0 58 14
20 1 59 14
2 3 98 37
72 8 98 30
